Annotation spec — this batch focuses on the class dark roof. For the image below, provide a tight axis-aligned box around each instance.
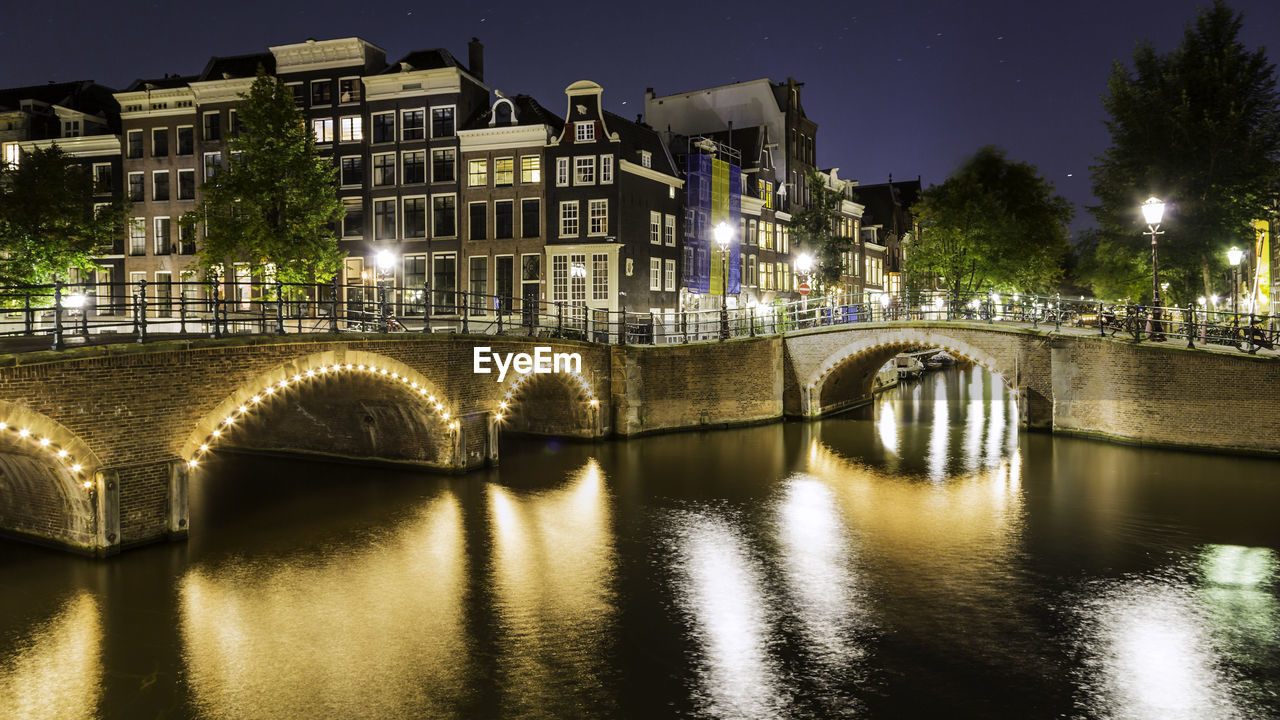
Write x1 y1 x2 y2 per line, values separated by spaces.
381 49 462 74
604 111 677 176
199 53 275 81
853 179 923 237
124 75 198 92
699 126 766 170
461 94 563 133
0 80 118 116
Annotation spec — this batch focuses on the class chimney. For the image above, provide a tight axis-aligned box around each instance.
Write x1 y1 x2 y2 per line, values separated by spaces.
468 37 484 82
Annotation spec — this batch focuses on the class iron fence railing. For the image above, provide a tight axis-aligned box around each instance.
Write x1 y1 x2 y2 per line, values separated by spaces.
1 281 1276 355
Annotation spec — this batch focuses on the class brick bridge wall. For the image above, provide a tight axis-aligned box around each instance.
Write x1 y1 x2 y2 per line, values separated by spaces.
1 324 1277 555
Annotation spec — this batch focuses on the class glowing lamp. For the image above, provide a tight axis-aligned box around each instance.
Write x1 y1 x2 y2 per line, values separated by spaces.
713 221 732 250
1227 247 1244 267
1141 197 1165 226
376 249 396 273
796 252 814 275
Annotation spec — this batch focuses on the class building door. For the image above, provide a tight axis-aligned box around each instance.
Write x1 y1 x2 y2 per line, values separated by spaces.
521 254 540 326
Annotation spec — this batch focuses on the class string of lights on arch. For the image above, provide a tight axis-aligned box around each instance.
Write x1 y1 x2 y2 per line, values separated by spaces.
186 361 455 470
0 421 91 488
494 369 599 423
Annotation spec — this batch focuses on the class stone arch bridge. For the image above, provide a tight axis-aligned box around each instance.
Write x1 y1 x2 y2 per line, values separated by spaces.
1 322 1276 555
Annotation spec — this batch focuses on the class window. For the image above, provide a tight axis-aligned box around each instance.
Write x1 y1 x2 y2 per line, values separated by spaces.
469 202 486 240
495 200 514 239
403 150 425 184
374 199 395 240
520 156 540 183
556 157 570 186
178 169 195 200
649 211 661 244
575 121 595 142
402 109 424 141
128 172 144 202
494 157 514 187
373 153 395 186
432 254 457 313
288 83 304 107
229 109 241 136
343 198 364 237
63 120 81 138
403 197 426 238
432 195 456 237
431 107 455 137
600 154 613 184
340 156 363 186
203 112 221 141
403 255 427 314
640 150 652 169
129 218 145 256
495 256 515 308
664 214 675 246
154 217 171 254
152 128 168 157
748 219 758 248
203 152 222 180
468 159 487 187
574 156 595 185
570 253 586 301
592 254 608 301
559 201 579 237
431 149 455 182
126 130 143 158
665 259 676 291
749 255 758 287
340 116 363 143
92 163 112 193
179 223 196 254
312 118 333 144
372 112 395 143
339 78 360 103
152 171 169 201
468 257 487 314
650 257 662 291
552 255 568 302
588 199 608 236
521 198 540 238
311 80 332 106
177 126 194 155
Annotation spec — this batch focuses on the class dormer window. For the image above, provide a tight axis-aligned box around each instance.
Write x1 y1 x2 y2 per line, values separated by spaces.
575 122 595 143
640 150 652 169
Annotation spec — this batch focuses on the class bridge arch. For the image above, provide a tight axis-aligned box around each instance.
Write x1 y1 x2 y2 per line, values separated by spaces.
0 400 107 549
804 329 1017 417
181 350 457 470
493 368 602 438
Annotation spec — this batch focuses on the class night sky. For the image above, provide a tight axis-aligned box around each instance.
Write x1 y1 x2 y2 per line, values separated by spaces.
5 0 1279 234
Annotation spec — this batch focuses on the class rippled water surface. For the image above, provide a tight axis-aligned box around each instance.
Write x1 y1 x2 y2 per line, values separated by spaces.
2 367 1279 719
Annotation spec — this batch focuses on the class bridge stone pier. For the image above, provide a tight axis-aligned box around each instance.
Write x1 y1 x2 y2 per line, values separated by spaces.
1 321 1277 555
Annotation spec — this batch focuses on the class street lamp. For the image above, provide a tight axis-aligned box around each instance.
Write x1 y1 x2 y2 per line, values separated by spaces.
1141 196 1166 340
1227 246 1245 317
796 251 814 318
375 248 396 327
714 221 732 340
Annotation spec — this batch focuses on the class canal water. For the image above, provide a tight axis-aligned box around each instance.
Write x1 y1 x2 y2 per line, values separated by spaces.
2 366 1279 719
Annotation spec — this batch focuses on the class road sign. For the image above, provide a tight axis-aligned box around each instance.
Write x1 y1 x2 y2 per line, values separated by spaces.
799 282 811 296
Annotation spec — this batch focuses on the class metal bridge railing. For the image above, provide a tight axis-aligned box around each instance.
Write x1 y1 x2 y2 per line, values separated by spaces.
0 281 1275 355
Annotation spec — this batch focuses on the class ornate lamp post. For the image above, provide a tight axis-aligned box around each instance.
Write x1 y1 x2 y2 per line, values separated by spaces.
376 249 396 328
1227 246 1245 317
714 221 732 340
1141 196 1166 340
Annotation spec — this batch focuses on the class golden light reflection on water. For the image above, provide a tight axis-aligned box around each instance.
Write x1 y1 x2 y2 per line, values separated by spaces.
179 492 468 719
0 592 101 720
486 458 617 716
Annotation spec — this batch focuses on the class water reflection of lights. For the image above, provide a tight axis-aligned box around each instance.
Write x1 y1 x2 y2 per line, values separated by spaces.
876 395 899 457
1074 545 1279 720
962 366 984 473
927 376 950 481
487 459 616 716
0 592 101 720
666 509 787 720
179 493 468 719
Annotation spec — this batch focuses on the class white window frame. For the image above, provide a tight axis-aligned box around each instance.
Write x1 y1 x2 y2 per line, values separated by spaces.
649 211 661 245
468 200 487 241
176 125 194 155
153 217 171 254
664 259 676 292
559 201 579 238
431 192 457 238
338 76 361 104
340 155 362 188
575 121 595 142
588 198 608 237
371 111 395 143
201 111 221 141
372 152 396 187
152 170 169 201
592 253 609 301
574 156 595 186
342 197 364 238
126 171 144 201
600 154 613 184
401 107 426 141
150 127 167 156
177 168 195 200
310 79 332 107
202 152 221 180
430 148 454 184
430 105 457 138
402 195 427 239
664 214 675 246
640 150 652 168
129 218 146 256
373 198 397 241
649 257 662 291
125 129 143 158
312 118 334 144
468 158 487 187
520 155 540 184
401 149 426 184
494 156 514 186
556 157 570 187
339 115 363 143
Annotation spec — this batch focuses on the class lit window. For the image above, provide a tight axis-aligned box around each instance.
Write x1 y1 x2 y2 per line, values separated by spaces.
494 157 513 186
468 159 487 187
312 118 334 144
339 116 362 142
339 78 361 103
520 156 540 183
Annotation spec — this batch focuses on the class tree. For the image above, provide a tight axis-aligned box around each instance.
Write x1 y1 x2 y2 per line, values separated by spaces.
790 168 849 289
0 145 125 288
1089 0 1280 302
906 146 1072 298
185 68 344 284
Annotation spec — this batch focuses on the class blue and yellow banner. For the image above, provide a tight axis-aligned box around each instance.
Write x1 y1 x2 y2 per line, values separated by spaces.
683 153 740 295
1255 219 1270 312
